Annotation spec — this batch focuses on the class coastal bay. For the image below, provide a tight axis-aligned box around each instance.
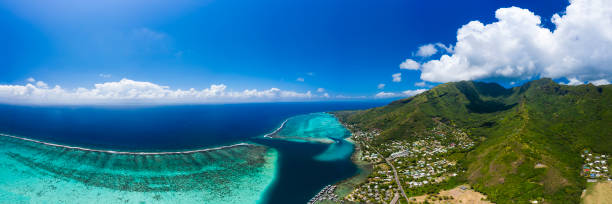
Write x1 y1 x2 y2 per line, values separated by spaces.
0 102 385 203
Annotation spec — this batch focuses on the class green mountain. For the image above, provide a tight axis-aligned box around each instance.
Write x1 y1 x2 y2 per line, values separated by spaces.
336 79 612 203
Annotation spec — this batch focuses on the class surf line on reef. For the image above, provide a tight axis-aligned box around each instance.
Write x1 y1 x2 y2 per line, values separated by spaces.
0 133 252 155
264 119 288 138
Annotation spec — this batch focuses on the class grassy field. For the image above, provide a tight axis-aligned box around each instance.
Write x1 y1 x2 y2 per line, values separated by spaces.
408 185 491 204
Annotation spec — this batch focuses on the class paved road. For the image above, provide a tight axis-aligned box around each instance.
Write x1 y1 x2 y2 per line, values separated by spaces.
389 193 400 204
380 152 410 203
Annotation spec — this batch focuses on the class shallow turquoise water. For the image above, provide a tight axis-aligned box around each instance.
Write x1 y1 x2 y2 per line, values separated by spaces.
0 104 378 204
274 112 351 142
272 112 353 161
313 139 354 161
0 135 278 204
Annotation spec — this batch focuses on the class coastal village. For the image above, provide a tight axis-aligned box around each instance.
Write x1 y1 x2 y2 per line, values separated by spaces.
319 119 477 204
309 185 342 204
310 116 612 204
581 150 610 182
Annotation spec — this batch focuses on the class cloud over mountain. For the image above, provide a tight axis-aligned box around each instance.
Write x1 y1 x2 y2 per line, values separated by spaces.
402 0 612 84
375 89 427 98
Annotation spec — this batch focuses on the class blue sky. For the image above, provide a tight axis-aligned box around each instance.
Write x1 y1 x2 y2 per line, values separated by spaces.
1 0 610 104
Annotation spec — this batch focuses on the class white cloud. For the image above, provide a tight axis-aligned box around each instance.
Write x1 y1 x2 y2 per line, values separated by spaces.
590 79 611 86
375 89 428 98
407 0 612 83
392 73 402 82
374 92 397 98
561 77 584 85
402 89 428 96
27 78 35 83
99 74 112 78
399 59 420 70
307 72 315 76
35 81 49 89
377 83 386 89
434 43 454 53
317 88 325 92
416 44 438 57
323 93 330 98
296 77 305 82
414 81 427 87
0 78 327 105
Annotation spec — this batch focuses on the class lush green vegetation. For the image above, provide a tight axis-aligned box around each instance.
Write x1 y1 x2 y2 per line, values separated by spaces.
336 79 612 203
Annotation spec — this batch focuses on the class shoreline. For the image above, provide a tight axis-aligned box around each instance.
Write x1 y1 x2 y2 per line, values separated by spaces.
0 133 254 155
327 133 373 201
327 114 373 201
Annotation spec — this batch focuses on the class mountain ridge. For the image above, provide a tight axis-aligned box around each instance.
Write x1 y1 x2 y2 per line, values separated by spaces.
336 78 612 203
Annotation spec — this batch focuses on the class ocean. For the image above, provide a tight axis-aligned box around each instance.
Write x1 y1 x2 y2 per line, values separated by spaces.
0 102 384 203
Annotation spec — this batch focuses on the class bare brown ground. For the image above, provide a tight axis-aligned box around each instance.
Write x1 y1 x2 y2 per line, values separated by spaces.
582 181 612 204
408 185 493 204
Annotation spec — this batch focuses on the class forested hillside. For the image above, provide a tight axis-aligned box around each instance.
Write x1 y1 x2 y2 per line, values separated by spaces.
336 79 612 203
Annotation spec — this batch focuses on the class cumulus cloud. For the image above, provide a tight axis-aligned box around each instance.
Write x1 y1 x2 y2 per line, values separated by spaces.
434 43 454 53
296 77 305 82
402 89 428 96
0 78 327 105
414 81 427 87
375 89 428 98
590 79 611 86
403 0 612 83
392 73 402 82
416 44 438 57
377 83 386 89
317 88 325 92
561 77 585 86
400 59 420 70
27 77 35 83
35 81 49 89
374 92 397 98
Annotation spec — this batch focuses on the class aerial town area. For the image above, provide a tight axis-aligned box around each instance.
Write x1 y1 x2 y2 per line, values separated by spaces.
340 120 476 203
581 150 610 182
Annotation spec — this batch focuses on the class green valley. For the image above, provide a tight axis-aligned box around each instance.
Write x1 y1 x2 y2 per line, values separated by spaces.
333 79 612 204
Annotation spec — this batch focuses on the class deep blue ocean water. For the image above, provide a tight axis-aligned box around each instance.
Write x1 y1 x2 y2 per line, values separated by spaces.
0 102 385 204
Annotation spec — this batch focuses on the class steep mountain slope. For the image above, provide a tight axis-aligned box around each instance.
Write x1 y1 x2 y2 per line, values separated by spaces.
337 79 612 203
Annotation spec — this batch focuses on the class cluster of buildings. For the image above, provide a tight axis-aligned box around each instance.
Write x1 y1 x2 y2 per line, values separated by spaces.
343 121 475 203
309 185 341 204
401 158 458 188
581 150 610 182
344 173 400 203
349 127 380 142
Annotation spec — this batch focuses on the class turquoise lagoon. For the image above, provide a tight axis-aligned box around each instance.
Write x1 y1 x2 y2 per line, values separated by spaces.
0 103 383 203
268 112 354 161
0 135 278 204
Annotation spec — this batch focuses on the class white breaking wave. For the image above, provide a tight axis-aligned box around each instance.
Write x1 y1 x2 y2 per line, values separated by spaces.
263 119 289 138
0 133 252 155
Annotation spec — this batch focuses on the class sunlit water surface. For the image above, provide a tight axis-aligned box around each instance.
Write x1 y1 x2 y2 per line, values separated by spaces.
0 102 384 203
